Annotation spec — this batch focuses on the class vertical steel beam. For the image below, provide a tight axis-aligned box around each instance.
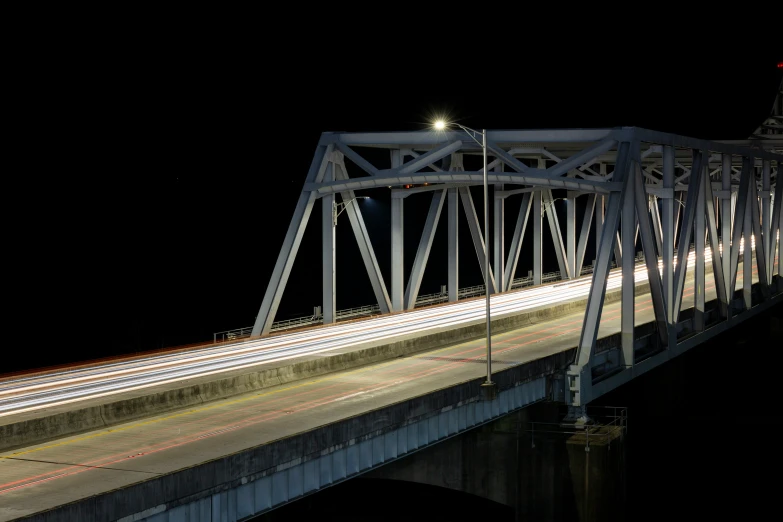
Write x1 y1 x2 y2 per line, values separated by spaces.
534 157 546 285
778 163 782 282
575 194 596 276
404 190 446 309
612 162 623 268
494 178 505 291
390 150 404 311
621 159 636 366
566 193 577 279
703 174 729 318
694 159 706 331
459 187 496 293
650 195 663 253
334 160 392 314
448 187 459 302
544 189 570 280
743 181 752 309
633 162 669 346
391 197 404 311
594 165 606 268
762 160 771 282
504 192 532 290
252 143 332 336
576 141 631 367
771 162 783 280
662 145 675 324
749 177 770 298
672 150 704 324
729 157 752 295
779 173 783 282
731 189 737 234
533 189 543 285
721 154 733 303
322 162 336 324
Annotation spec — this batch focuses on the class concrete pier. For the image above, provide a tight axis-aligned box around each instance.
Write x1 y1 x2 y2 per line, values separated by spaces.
354 402 627 521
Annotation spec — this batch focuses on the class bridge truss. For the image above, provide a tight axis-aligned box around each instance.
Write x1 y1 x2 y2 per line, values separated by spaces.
252 81 783 410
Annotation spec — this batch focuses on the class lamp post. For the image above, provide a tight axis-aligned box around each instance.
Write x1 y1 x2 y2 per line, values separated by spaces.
333 196 369 226
434 120 496 397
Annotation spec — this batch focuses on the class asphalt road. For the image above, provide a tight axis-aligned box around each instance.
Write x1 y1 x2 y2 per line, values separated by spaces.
0 255 761 520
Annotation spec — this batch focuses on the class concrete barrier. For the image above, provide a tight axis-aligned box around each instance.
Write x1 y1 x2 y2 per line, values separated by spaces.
0 281 650 452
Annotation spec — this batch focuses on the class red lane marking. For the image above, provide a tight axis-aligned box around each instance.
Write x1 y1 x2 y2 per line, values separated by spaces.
0 291 659 493
0 268 748 493
0 380 351 490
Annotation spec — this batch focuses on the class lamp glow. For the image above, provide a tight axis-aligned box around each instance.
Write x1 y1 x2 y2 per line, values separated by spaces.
434 120 446 130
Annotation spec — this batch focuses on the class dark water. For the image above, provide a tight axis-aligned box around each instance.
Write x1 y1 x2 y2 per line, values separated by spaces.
253 302 783 521
598 301 783 520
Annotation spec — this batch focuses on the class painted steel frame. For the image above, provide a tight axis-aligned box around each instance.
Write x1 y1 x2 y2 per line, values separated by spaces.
251 128 782 415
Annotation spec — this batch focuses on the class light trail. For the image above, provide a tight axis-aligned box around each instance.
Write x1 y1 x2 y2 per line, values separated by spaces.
0 243 770 418
0 266 732 496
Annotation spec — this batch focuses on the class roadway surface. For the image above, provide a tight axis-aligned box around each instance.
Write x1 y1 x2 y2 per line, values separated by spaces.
0 255 763 520
0 248 733 418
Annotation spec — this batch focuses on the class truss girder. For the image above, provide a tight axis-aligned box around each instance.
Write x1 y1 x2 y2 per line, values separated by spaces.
567 137 781 408
253 127 782 406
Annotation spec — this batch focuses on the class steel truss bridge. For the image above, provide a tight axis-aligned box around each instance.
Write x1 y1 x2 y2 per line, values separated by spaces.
250 80 783 410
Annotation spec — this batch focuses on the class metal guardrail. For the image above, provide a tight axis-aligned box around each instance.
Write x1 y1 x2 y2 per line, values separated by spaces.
213 247 669 343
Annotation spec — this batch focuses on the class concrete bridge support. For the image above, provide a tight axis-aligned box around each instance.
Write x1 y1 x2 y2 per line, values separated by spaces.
362 402 626 522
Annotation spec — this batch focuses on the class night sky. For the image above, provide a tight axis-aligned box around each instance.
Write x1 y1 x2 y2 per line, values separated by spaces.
12 46 781 373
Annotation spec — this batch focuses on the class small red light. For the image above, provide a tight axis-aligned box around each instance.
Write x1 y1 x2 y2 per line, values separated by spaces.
778 61 783 68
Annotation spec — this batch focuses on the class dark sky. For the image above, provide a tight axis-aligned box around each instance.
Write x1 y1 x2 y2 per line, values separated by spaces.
12 43 781 372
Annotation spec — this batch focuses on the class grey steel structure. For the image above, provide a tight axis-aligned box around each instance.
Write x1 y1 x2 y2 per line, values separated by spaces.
251 81 783 411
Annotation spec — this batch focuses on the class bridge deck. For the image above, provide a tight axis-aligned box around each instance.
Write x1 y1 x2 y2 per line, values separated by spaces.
0 262 759 520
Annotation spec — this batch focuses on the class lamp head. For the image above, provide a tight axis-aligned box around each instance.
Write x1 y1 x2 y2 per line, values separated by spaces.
433 120 446 130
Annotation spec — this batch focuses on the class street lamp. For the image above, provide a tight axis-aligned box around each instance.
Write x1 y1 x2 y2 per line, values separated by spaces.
433 120 496 398
333 196 369 226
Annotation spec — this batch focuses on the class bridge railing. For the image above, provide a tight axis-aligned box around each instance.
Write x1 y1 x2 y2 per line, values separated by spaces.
213 250 658 343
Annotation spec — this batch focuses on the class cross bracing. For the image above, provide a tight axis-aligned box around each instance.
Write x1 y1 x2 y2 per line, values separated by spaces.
248 96 783 408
